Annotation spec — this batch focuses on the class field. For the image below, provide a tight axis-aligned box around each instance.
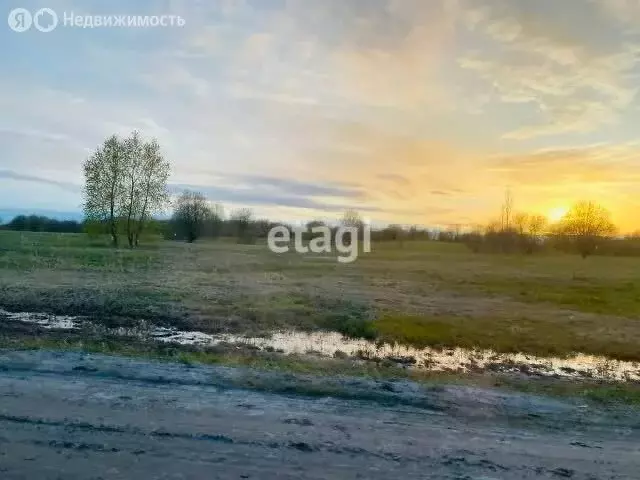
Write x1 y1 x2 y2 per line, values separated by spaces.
1 229 639 363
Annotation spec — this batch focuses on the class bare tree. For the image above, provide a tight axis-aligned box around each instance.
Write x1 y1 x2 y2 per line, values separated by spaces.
528 214 547 242
172 190 212 242
341 209 364 229
463 224 485 252
513 212 530 235
556 201 617 258
202 203 224 238
485 219 502 234
382 224 405 242
500 189 514 232
340 209 365 245
230 208 254 242
83 135 127 247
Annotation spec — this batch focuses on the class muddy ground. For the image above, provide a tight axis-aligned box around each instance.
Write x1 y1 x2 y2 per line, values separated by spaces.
0 350 638 479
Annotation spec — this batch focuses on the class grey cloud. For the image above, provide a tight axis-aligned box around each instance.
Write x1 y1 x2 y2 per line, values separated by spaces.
224 174 366 199
1 168 372 213
169 183 378 213
0 170 82 193
377 173 411 186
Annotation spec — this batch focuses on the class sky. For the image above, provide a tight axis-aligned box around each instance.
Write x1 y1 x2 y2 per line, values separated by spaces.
2 0 640 231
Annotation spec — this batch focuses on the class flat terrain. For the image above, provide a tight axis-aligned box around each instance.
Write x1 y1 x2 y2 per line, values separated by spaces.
2 231 640 477
0 350 638 480
1 231 639 360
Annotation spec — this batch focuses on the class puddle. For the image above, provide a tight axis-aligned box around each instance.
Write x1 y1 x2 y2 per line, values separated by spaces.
2 308 640 382
0 309 79 330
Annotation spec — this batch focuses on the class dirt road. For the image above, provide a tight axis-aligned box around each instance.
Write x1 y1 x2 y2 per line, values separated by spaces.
0 350 638 479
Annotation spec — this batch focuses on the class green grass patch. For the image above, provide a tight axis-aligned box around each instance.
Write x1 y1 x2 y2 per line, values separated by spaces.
458 276 640 317
495 376 640 406
0 231 163 272
374 314 640 361
315 298 376 339
4 231 640 363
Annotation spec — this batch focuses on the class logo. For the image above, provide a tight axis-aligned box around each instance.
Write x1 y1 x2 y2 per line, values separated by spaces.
267 224 371 263
8 8 31 32
8 9 184 31
8 7 58 32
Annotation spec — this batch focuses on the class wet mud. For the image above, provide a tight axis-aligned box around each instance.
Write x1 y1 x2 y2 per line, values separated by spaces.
0 350 638 479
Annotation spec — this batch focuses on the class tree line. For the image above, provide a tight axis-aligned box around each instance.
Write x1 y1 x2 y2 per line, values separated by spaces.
168 191 368 245
4 132 637 259
0 215 83 233
460 192 629 258
4 196 639 258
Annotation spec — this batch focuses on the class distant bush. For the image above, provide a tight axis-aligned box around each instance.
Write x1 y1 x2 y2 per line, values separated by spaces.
463 229 544 255
552 236 640 257
2 215 82 233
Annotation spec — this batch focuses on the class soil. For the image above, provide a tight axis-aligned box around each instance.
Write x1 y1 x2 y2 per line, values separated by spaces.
0 350 638 479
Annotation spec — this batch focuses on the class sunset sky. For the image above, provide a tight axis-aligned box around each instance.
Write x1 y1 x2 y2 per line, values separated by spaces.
2 0 640 230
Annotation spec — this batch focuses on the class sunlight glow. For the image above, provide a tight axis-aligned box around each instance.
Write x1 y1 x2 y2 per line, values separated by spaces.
548 206 569 222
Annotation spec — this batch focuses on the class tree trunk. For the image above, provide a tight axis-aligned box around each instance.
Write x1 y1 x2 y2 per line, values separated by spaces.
110 219 118 247
134 197 150 249
125 166 136 248
109 206 118 248
126 211 134 248
109 167 118 248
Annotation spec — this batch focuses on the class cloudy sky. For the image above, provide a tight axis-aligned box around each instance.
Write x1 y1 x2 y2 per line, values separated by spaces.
3 0 640 230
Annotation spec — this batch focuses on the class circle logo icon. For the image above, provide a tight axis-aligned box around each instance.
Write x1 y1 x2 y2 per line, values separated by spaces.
33 8 58 32
8 8 32 32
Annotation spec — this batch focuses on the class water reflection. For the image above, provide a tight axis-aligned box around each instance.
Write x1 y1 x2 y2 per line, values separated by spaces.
2 308 639 382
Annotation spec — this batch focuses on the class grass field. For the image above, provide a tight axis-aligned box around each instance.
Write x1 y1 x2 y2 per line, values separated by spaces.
1 230 640 361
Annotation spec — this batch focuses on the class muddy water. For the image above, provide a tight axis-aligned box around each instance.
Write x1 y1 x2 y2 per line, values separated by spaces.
2 308 639 382
0 309 78 330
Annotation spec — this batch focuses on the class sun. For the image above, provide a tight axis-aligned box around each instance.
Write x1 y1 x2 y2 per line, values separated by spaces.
548 206 569 222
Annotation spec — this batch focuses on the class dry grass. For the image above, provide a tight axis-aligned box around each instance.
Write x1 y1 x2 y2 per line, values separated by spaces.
1 231 640 360
375 314 640 360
